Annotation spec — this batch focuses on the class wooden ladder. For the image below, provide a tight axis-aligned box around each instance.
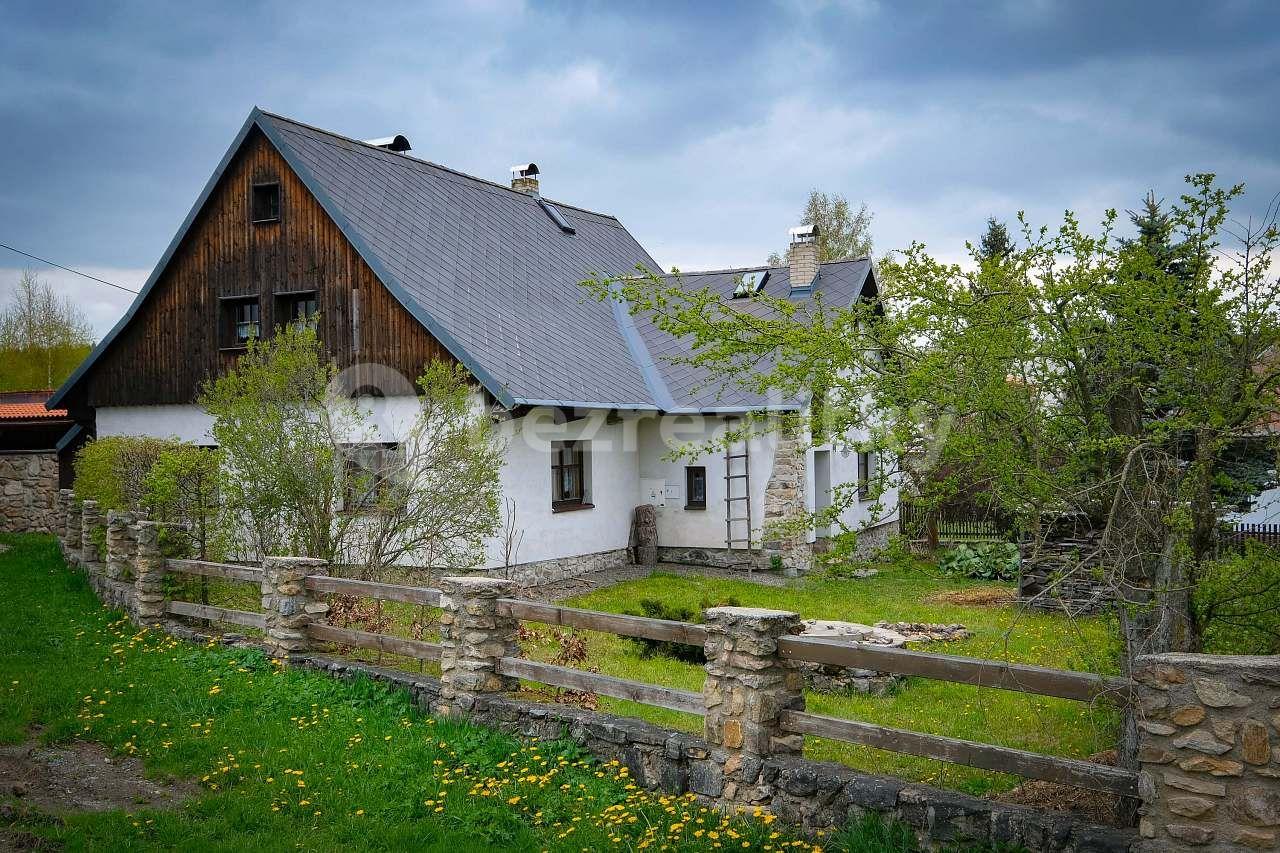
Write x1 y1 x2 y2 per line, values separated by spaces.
724 417 753 571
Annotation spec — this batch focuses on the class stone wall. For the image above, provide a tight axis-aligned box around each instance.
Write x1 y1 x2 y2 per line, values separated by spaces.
656 545 774 572
0 452 59 533
761 430 811 574
1135 653 1280 851
497 547 630 586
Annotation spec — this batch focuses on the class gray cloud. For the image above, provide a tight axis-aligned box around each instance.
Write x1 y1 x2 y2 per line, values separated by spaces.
1 0 1275 330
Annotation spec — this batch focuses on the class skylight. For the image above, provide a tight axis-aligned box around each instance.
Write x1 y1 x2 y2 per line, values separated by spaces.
731 270 768 298
538 199 575 234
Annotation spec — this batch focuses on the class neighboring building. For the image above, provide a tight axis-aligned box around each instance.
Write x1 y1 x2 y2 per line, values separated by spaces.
49 109 896 580
0 389 77 533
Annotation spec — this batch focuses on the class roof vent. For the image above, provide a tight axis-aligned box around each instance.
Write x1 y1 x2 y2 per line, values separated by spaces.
365 134 412 153
511 163 540 195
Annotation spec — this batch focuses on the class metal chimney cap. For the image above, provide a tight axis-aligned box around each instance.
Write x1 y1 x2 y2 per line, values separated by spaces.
789 224 819 242
365 134 412 153
511 163 540 178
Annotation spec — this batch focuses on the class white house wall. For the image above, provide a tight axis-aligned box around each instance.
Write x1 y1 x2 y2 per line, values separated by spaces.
97 405 217 444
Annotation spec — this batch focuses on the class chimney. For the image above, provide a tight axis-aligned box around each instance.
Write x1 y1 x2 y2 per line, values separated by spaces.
510 163 540 195
364 134 412 153
787 224 820 291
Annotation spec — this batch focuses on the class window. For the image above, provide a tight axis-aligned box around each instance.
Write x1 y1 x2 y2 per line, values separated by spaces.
551 440 590 510
857 451 875 501
251 182 281 223
685 466 707 510
343 443 399 512
276 291 319 329
731 270 768 298
220 297 260 349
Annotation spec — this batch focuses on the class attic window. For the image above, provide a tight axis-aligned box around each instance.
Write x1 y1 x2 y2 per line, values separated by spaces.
276 290 319 329
538 199 575 234
251 182 281 223
731 270 768 298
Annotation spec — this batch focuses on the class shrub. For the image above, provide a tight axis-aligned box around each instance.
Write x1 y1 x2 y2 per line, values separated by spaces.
625 595 740 663
74 435 182 511
1195 541 1280 655
938 542 1020 582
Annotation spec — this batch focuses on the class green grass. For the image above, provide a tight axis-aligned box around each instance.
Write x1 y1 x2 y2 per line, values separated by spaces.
153 547 1123 798
0 534 841 852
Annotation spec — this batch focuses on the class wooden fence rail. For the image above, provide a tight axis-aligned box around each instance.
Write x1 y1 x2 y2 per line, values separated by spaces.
155 557 1135 796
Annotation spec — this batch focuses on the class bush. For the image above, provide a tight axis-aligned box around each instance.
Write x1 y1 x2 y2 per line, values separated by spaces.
626 595 740 663
74 435 182 512
938 542 1020 582
1195 542 1280 655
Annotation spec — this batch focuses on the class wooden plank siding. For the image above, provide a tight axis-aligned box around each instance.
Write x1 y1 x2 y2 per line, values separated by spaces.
84 128 455 408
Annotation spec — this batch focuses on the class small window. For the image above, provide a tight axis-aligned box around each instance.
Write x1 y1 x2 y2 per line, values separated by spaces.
551 440 590 509
857 451 875 501
220 297 260 349
343 443 399 512
732 270 769 298
685 466 707 510
277 291 319 329
251 182 281 223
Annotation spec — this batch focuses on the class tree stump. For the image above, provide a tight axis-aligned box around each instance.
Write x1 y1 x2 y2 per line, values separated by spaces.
632 504 658 566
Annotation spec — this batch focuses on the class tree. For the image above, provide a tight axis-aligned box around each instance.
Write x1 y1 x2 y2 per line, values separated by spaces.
977 217 1014 263
200 321 503 578
767 191 874 265
0 269 93 389
585 172 1280 664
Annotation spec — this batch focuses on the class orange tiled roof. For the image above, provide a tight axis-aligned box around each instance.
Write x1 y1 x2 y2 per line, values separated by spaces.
0 403 69 421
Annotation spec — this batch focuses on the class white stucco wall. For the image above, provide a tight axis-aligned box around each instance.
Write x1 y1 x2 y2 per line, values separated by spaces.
805 441 898 543
483 409 640 568
96 405 217 444
636 415 778 550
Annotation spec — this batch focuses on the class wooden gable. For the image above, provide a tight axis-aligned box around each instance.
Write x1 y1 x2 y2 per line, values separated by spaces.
82 127 454 409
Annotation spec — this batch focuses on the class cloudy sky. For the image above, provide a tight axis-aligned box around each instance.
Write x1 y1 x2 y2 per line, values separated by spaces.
2 0 1277 338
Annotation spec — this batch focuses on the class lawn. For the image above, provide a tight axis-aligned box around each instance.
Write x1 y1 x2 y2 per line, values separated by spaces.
3 533 933 853
176 547 1123 798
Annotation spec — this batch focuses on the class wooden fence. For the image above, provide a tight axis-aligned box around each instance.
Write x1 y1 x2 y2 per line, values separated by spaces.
897 501 1016 545
161 558 1137 797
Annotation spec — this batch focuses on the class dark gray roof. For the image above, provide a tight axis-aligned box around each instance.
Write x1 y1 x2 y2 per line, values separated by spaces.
51 108 874 415
623 259 874 411
258 112 662 409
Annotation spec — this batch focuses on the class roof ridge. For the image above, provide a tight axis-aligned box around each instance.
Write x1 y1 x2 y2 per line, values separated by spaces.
256 109 625 223
672 256 871 278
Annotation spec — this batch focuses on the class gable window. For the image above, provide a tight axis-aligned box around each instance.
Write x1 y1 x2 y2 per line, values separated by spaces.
551 440 591 511
343 443 399 512
685 466 707 510
276 291 319 330
220 297 260 349
251 182 281 223
857 450 876 501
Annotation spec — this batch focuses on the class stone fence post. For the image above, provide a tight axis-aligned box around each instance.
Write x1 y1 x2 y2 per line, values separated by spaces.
436 577 519 716
1134 653 1280 851
64 493 82 567
261 557 329 659
132 521 166 624
55 489 71 555
81 500 103 577
105 511 136 581
702 606 806 758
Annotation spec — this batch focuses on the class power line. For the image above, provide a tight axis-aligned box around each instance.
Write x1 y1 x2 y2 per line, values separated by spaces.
0 242 140 294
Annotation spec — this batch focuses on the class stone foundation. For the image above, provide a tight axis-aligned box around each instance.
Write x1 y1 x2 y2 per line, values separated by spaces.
657 546 774 572
0 453 58 533
497 547 630 586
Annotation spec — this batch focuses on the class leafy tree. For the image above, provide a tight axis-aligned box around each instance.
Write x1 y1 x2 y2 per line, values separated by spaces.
74 435 181 512
585 173 1280 669
0 269 93 390
143 444 227 561
767 191 874 265
200 322 503 577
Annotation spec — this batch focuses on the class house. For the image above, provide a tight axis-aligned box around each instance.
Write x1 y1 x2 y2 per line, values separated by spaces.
0 389 77 533
49 108 896 581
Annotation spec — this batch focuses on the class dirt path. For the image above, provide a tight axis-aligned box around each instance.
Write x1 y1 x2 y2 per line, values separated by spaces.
0 737 195 849
517 561 795 602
